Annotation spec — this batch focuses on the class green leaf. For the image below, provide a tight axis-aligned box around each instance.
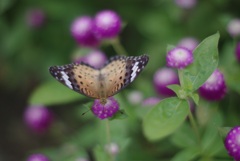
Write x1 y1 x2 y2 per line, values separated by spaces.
182 32 220 91
167 84 184 98
201 111 224 155
190 93 199 105
109 109 128 120
170 123 197 148
143 97 189 141
29 81 84 106
218 127 232 140
171 147 200 161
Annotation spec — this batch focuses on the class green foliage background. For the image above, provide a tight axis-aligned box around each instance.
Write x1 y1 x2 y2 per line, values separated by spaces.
1 0 240 161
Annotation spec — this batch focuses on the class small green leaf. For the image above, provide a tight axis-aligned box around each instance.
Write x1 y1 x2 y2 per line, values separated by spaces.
190 93 199 105
167 84 187 99
29 81 84 106
109 109 128 120
171 147 200 161
182 32 220 91
218 127 232 140
143 97 189 141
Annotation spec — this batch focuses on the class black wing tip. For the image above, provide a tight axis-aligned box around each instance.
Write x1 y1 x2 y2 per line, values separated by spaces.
49 65 57 70
49 66 57 75
141 54 149 64
142 54 149 59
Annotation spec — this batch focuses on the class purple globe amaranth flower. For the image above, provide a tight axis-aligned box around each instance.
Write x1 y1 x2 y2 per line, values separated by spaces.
75 50 107 68
177 37 198 51
199 69 227 101
24 105 53 133
174 0 197 9
26 9 45 28
227 19 240 37
153 68 179 96
235 42 240 62
167 47 194 69
93 10 122 39
224 126 240 161
91 97 119 119
26 153 50 161
127 90 144 105
142 97 161 106
71 16 100 47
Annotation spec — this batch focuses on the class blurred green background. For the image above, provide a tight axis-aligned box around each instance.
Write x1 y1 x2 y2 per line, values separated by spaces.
1 0 240 160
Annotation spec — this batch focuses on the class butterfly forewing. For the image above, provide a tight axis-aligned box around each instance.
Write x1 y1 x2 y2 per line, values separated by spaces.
49 63 100 99
100 55 149 97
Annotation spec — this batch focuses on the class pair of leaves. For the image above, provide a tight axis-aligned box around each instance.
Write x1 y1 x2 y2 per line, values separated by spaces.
143 33 220 141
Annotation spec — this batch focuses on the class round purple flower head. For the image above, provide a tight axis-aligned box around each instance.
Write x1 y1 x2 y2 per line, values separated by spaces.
26 9 45 28
178 37 198 51
93 10 122 39
26 153 50 161
75 50 107 68
71 16 99 47
154 68 179 97
199 69 227 101
24 105 53 133
174 0 197 9
224 126 240 161
235 42 240 62
167 47 194 69
227 19 240 37
91 97 119 119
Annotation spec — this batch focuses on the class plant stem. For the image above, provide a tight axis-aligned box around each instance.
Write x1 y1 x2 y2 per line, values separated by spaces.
105 119 111 144
105 120 114 161
178 69 185 87
188 109 201 144
110 37 128 56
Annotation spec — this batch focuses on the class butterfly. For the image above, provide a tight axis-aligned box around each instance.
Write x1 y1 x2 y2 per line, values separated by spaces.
49 54 149 105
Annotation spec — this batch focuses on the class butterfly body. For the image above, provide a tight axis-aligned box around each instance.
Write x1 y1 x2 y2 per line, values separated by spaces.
49 55 149 104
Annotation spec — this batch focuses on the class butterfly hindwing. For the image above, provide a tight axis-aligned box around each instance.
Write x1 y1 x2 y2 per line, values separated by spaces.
49 63 100 99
